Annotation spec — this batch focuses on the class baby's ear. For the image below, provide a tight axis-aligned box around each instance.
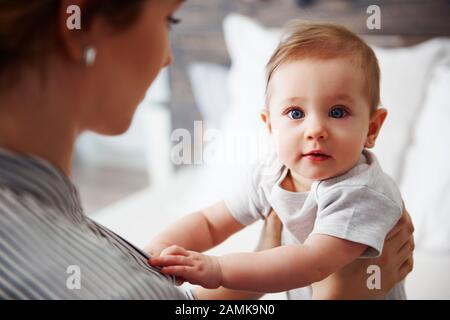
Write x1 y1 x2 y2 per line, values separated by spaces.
365 108 388 148
260 108 272 134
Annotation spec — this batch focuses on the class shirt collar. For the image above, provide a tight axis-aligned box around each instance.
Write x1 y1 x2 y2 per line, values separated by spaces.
0 147 85 223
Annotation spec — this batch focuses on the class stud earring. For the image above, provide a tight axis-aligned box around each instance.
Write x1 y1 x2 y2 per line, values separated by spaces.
83 46 97 66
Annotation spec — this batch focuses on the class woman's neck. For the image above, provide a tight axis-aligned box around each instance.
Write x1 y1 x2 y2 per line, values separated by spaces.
0 71 80 177
0 117 77 177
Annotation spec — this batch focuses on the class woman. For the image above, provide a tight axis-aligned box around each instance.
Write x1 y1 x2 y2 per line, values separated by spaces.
0 0 414 299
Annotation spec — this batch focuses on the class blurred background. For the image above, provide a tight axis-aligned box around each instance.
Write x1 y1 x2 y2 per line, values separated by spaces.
73 0 450 299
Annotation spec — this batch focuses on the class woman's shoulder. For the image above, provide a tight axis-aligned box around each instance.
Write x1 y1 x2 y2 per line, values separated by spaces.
0 188 189 299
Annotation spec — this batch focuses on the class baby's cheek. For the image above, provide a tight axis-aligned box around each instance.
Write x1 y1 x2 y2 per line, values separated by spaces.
275 137 299 166
270 125 301 164
335 145 364 173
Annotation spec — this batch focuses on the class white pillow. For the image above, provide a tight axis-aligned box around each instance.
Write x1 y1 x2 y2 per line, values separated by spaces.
222 14 447 182
400 53 450 253
224 14 281 112
218 14 280 170
188 62 230 130
371 39 449 181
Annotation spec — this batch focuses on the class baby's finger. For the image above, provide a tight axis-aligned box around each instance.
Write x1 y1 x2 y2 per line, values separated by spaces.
150 255 193 267
175 277 186 286
160 245 189 257
161 266 193 281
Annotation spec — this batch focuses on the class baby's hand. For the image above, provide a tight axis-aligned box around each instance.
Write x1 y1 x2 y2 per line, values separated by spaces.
145 241 171 258
149 245 223 289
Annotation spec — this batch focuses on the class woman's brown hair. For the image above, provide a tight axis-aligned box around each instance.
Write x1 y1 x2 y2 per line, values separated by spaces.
0 0 147 73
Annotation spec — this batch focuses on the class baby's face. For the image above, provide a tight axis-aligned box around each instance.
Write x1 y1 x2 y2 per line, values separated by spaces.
265 58 373 183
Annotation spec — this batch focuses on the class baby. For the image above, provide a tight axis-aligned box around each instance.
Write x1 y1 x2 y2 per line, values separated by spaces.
148 22 406 299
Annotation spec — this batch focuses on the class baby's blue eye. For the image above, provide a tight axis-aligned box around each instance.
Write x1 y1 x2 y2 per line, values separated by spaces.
329 106 347 119
288 109 305 120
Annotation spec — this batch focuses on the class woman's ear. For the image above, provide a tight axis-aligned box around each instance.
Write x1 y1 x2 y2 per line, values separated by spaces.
260 109 272 134
58 0 87 63
58 0 105 65
365 108 388 148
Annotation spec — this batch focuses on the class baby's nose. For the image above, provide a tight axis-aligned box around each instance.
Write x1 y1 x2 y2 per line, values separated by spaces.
305 122 328 140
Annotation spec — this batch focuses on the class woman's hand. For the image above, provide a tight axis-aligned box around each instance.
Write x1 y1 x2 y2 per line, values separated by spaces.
255 209 283 251
312 206 415 299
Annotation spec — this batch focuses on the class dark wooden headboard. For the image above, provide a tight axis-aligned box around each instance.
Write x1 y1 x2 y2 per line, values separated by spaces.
169 0 450 131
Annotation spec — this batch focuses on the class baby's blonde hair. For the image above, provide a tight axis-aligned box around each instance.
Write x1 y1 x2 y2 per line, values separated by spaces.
265 21 380 113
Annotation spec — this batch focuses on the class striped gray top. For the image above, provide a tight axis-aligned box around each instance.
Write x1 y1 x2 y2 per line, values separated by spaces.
0 147 192 299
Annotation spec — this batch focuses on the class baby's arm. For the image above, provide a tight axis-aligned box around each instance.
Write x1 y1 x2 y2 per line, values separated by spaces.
145 201 245 256
150 234 367 292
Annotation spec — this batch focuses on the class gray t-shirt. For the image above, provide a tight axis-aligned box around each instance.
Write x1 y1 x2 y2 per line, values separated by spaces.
224 150 406 299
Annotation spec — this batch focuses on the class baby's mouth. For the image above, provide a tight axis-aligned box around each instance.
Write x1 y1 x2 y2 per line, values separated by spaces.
302 150 331 162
